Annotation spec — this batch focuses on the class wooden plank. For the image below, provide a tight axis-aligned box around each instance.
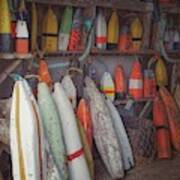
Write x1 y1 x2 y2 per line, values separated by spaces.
26 0 87 7
96 0 153 12
0 53 34 60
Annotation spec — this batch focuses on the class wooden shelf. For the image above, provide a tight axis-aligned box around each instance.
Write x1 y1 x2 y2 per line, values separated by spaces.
26 0 87 7
96 0 153 12
0 53 34 60
114 97 154 105
44 49 155 57
160 4 180 14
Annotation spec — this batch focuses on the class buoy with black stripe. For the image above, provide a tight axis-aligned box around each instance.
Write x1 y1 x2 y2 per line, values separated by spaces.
53 82 91 180
96 10 107 50
38 59 53 88
107 10 119 50
0 0 11 52
68 8 82 51
114 65 126 99
15 19 29 54
58 6 73 51
42 7 58 53
130 17 143 51
129 60 143 99
153 95 171 159
101 72 115 101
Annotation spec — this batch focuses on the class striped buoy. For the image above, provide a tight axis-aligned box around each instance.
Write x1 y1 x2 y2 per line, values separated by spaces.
0 0 11 52
143 69 156 98
96 10 107 50
114 65 126 99
118 25 130 52
58 6 73 51
15 20 29 54
101 72 115 101
68 8 82 51
130 17 143 51
129 60 143 99
42 7 58 53
107 10 119 50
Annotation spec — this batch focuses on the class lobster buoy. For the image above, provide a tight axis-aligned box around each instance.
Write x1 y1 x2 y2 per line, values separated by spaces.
96 10 107 50
129 60 143 99
15 20 29 54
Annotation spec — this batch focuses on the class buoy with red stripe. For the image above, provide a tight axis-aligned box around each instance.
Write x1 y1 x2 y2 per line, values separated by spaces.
143 69 156 98
15 20 29 53
77 99 93 149
129 60 143 99
159 87 180 151
38 59 53 88
118 25 130 52
114 65 126 99
100 72 115 101
53 82 91 180
96 10 107 50
130 17 143 51
153 95 172 159
68 8 82 51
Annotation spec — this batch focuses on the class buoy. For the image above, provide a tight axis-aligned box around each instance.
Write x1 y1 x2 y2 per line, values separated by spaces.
130 17 143 51
15 20 29 54
77 99 93 149
114 65 126 99
58 6 73 51
42 7 58 53
129 60 143 99
38 59 53 88
107 10 119 50
96 10 107 50
153 95 171 159
68 8 82 51
31 2 38 52
143 69 156 98
155 57 168 87
118 25 130 52
0 0 11 52
159 87 180 151
100 72 115 101
174 84 180 110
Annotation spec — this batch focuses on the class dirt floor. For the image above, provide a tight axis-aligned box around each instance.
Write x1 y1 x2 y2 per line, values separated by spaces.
95 153 180 180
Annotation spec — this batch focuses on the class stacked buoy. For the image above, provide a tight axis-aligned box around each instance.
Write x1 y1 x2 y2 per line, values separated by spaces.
0 0 11 52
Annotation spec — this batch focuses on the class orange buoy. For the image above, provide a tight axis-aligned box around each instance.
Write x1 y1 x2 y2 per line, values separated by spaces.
15 20 29 53
118 25 130 52
129 60 143 99
77 99 93 149
114 65 126 99
153 95 172 159
159 87 180 151
38 59 53 88
143 69 156 98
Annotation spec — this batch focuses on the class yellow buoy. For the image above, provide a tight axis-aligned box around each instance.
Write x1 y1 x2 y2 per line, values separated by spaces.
130 17 143 51
155 57 168 87
0 0 11 52
107 10 119 49
31 2 38 52
42 7 58 53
